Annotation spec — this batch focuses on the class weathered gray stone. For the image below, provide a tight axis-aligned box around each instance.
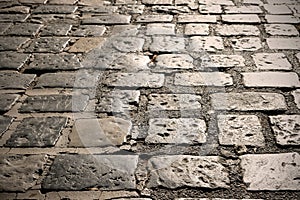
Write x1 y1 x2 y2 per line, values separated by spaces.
148 94 201 111
292 89 300 109
123 5 145 14
0 94 19 112
0 6 30 14
203 55 245 68
224 5 263 13
3 23 42 36
189 36 224 52
20 95 89 112
0 52 30 70
215 25 260 36
42 154 138 190
105 72 164 88
5 117 67 147
0 23 11 34
178 15 217 23
222 14 261 23
142 0 172 4
152 6 190 14
136 15 173 23
155 54 194 71
265 24 299 36
82 14 131 25
147 155 229 188
269 115 300 146
112 37 144 52
70 25 106 36
230 37 262 51
240 153 300 190
48 0 77 4
78 0 111 6
198 0 234 5
0 14 29 22
252 53 292 70
19 0 47 3
25 37 70 53
32 5 77 14
267 38 300 50
217 115 265 146
0 155 47 192
69 117 132 147
174 72 233 86
150 36 185 52
80 6 118 13
146 118 207 144
0 71 35 89
40 24 72 36
211 92 287 111
0 37 29 51
111 25 140 36
264 5 292 14
146 23 175 35
0 116 13 136
116 0 137 4
265 15 300 23
184 24 210 36
199 5 222 14
107 54 150 71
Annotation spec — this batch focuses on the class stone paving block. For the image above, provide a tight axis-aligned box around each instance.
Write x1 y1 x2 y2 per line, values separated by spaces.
42 154 138 190
217 115 265 146
116 0 137 4
0 94 19 112
265 24 299 36
32 5 77 14
16 190 45 200
25 37 70 53
70 25 106 36
45 191 102 200
40 24 72 36
267 38 300 50
222 14 261 23
288 5 300 14
145 118 207 144
20 94 89 112
203 55 245 68
103 54 150 71
147 155 230 188
0 52 30 70
105 72 164 88
35 71 99 88
136 15 173 23
0 155 47 192
292 90 300 109
142 0 172 4
264 5 292 14
5 117 67 147
150 36 185 52
69 117 131 147
0 193 16 200
112 37 144 53
48 0 77 4
146 23 175 35
189 36 224 52
82 14 131 25
0 37 29 51
174 72 233 86
152 6 190 14
178 15 217 23
184 24 210 36
122 5 145 14
111 25 140 36
224 6 263 13
80 6 118 13
0 116 13 136
3 23 42 36
240 152 300 190
215 25 260 36
266 0 298 4
296 52 300 62
199 0 234 5
270 115 300 146
0 5 30 14
27 54 82 71
0 23 11 34
0 14 29 22
252 53 292 70
211 92 287 111
265 15 300 23
68 37 105 53
230 37 262 51
78 0 110 6
148 94 201 111
155 54 194 71
0 71 36 89
242 72 300 88
243 0 263 4
19 0 47 3
199 5 222 14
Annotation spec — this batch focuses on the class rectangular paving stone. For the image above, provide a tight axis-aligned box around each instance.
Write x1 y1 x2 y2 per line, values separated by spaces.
151 6 190 14
267 0 298 4
264 5 292 14
215 25 260 36
222 14 261 23
230 37 262 51
82 14 131 25
80 6 118 13
0 52 30 70
105 72 164 88
32 5 77 14
136 15 173 23
48 0 77 4
217 115 265 146
199 5 222 14
111 37 144 53
27 54 82 71
184 24 210 36
0 116 13 136
267 38 300 50
150 36 185 52
265 24 299 36
0 23 11 34
242 72 300 88
155 54 194 71
211 92 287 111
292 89 300 109
174 72 233 87
42 154 138 190
40 24 72 36
178 15 217 23
147 155 229 188
78 0 109 6
68 37 106 53
69 117 131 147
189 36 224 52
70 25 106 36
3 23 42 36
116 0 137 4
145 118 207 144
0 155 47 192
224 5 262 13
146 23 175 35
0 6 30 14
0 37 29 51
199 0 234 5
270 115 300 146
20 94 89 112
240 152 300 190
0 71 36 89
243 0 263 5
203 55 245 68
0 94 19 112
19 0 47 3
265 15 300 23
148 93 201 111
111 25 140 36
5 117 67 147
252 53 292 70
25 37 70 53
0 14 29 22
142 0 172 4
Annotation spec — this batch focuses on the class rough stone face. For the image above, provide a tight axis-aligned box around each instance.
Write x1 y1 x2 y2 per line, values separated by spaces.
230 37 262 51
5 117 67 147
136 15 173 23
112 37 144 52
42 154 138 190
203 55 245 68
104 73 164 88
25 37 70 53
199 5 222 14
150 36 185 52
188 36 224 52
3 23 42 36
0 155 47 192
265 15 299 24
222 14 260 23
20 95 89 112
147 155 230 189
103 54 150 71
146 23 175 35
269 115 300 146
80 6 118 13
111 25 140 36
198 0 234 5
252 53 292 70
155 54 194 71
174 72 233 86
240 153 300 190
211 92 287 111
142 0 172 4
265 24 299 36
69 117 132 147
0 23 11 34
32 5 77 14
224 5 263 13
40 24 72 36
146 118 207 144
267 38 300 50
0 14 29 22
68 37 105 53
0 37 29 50
292 89 300 109
82 14 131 24
0 116 13 136
0 94 19 112
148 94 201 111
242 72 300 88
264 5 292 14
178 15 217 23
70 25 106 36
215 25 260 36
0 72 35 89
0 52 30 70
217 115 265 146
151 6 189 14
184 24 210 36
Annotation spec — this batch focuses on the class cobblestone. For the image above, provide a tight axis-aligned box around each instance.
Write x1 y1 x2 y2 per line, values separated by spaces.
267 38 300 50
199 0 234 5
265 15 300 23
0 37 29 51
222 14 261 23
0 14 29 22
0 52 30 70
189 36 224 52
82 14 131 25
25 37 70 53
136 15 173 23
184 24 210 36
0 94 19 112
174 72 233 86
32 5 77 14
40 24 72 36
150 36 185 52
199 4 222 13
0 116 13 136
230 37 262 51
215 25 260 36
292 89 300 109
178 15 217 23
264 4 292 14
146 23 175 35
0 71 35 89
70 25 106 36
204 55 245 68
3 23 42 36
224 6 263 14
265 24 299 36
68 37 105 53
155 54 194 71
252 53 292 70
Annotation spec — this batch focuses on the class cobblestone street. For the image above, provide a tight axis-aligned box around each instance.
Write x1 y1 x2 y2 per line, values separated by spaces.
0 0 300 199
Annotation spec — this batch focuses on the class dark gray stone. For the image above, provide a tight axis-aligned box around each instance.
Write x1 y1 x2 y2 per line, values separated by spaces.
82 14 131 25
0 37 29 51
42 154 138 190
0 116 13 136
24 37 70 53
80 6 118 13
0 52 30 70
40 24 72 36
0 72 36 89
5 117 67 147
70 25 106 36
0 5 30 14
0 94 19 112
0 14 29 22
3 23 42 36
32 5 77 14
0 23 12 34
